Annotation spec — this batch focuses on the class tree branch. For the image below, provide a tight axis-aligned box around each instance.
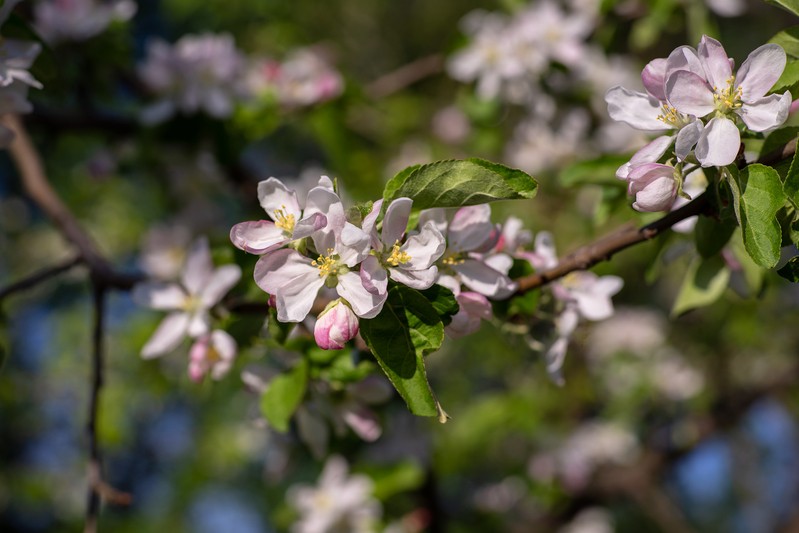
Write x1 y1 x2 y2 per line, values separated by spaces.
0 256 82 302
365 54 444 99
3 115 142 290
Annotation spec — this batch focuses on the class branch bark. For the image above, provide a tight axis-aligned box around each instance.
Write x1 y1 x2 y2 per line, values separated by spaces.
0 256 82 302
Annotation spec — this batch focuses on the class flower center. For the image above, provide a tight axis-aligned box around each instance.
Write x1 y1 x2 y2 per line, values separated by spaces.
182 294 203 314
385 241 411 267
442 254 465 266
311 248 339 278
273 206 296 233
656 104 690 128
713 76 743 114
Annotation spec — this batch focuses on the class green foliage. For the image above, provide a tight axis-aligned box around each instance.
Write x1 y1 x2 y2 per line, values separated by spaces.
418 285 459 326
359 284 445 418
694 214 737 259
381 159 537 216
773 59 799 99
727 164 785 269
766 2 799 22
782 136 799 209
558 154 630 187
363 461 426 501
671 254 730 316
778 256 799 281
260 358 309 432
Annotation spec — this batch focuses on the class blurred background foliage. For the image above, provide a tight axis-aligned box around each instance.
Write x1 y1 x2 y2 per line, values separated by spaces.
2 0 799 532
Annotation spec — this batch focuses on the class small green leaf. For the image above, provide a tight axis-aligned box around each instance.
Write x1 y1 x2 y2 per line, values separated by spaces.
778 256 799 281
769 24 799 56
558 154 631 187
760 127 799 161
267 307 295 345
418 285 459 326
260 358 308 432
730 229 766 295
382 159 537 214
782 135 799 209
359 285 444 417
772 59 799 99
671 255 730 317
727 164 784 268
694 215 737 259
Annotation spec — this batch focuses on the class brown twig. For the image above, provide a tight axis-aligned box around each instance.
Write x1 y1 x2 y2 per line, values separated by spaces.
3 115 142 290
365 54 445 99
0 256 82 302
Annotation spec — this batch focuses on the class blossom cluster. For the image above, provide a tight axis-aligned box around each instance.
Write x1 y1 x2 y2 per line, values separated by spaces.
0 0 43 147
138 34 342 124
606 36 791 212
33 0 136 44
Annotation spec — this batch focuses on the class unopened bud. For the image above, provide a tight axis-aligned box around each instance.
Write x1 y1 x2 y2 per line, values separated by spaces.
314 299 359 350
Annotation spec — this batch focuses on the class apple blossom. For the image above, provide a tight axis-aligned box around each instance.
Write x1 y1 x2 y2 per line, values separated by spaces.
248 47 343 108
361 197 446 291
314 300 359 350
138 33 248 123
133 237 242 358
230 176 335 255
665 36 791 167
287 455 381 533
626 162 679 212
421 205 516 299
34 0 137 44
253 204 383 322
188 330 237 382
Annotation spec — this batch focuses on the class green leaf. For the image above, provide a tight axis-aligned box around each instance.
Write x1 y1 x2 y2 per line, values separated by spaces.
778 256 799 281
782 135 799 209
773 59 799 99
418 285 459 326
730 229 766 295
359 285 445 418
558 154 631 187
727 164 784 268
260 358 308 432
382 159 537 214
694 214 737 259
760 127 799 160
769 25 799 57
267 307 295 345
671 255 730 317
363 461 426 501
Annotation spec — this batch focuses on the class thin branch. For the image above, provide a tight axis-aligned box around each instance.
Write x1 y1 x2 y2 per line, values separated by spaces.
3 115 142 290
85 284 131 533
365 54 445 99
515 193 711 293
0 256 82 302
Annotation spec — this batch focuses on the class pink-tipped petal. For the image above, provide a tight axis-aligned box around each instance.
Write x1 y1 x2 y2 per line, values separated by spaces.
698 35 732 91
258 178 301 220
360 255 388 295
382 197 413 247
389 265 438 290
337 271 387 319
448 204 495 252
229 220 286 254
642 58 668 101
666 70 715 117
402 222 446 270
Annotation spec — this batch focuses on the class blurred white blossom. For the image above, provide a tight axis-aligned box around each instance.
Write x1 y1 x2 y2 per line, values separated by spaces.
34 0 136 44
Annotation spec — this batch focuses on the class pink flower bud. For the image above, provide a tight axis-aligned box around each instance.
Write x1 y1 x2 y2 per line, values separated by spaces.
314 300 359 350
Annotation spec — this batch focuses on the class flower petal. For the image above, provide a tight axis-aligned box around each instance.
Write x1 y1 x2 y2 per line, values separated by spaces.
666 45 705 80
181 237 213 295
360 255 388 295
338 223 371 266
389 265 438 290
361 199 384 250
382 197 413 247
200 264 242 307
616 135 674 180
258 178 301 220
698 35 732 92
696 117 740 167
665 70 715 117
736 43 786 102
132 282 186 310
738 92 791 132
229 220 286 254
275 274 326 322
337 271 387 318
402 222 446 270
448 204 495 252
305 185 345 236
674 120 703 160
141 311 190 359
605 86 668 131
292 212 327 240
453 258 516 298
642 58 668 101
254 248 317 295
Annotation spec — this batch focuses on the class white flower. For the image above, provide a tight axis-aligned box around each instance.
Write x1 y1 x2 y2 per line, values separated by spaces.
361 197 446 291
138 33 248 123
34 0 137 44
248 47 343 108
288 456 381 533
133 237 241 358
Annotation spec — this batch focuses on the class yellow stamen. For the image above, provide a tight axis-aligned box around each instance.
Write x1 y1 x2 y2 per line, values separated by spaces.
386 240 411 267
273 206 296 233
656 104 688 127
442 254 465 266
311 248 338 278
713 76 743 112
